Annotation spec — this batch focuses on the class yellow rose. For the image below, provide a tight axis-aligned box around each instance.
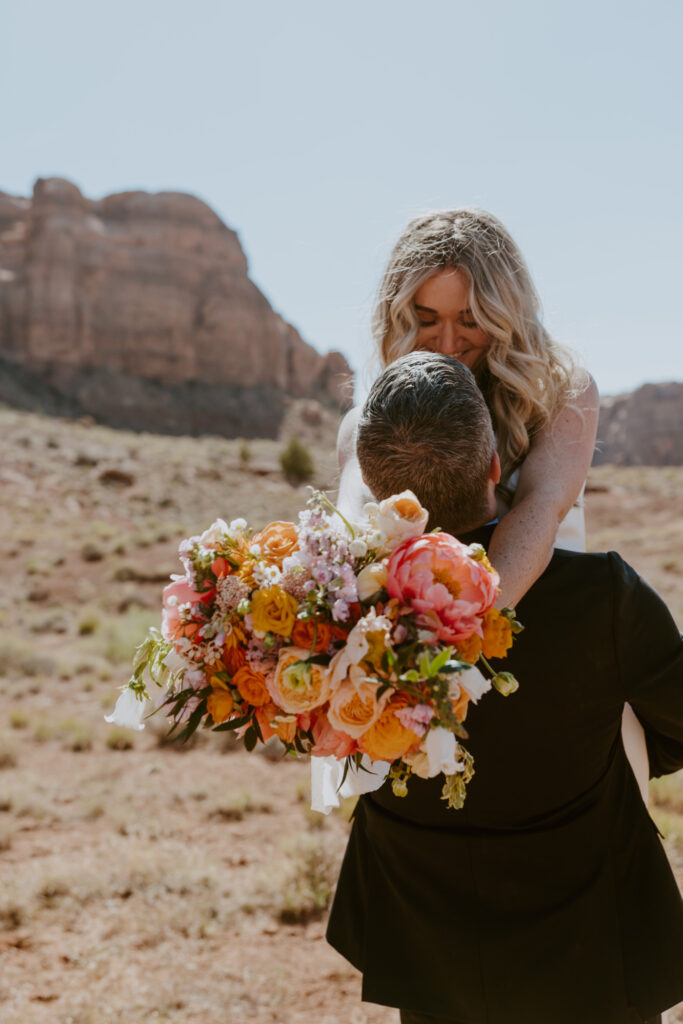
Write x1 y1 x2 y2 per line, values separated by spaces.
481 608 513 659
206 690 234 724
270 647 332 713
456 633 482 663
251 586 299 636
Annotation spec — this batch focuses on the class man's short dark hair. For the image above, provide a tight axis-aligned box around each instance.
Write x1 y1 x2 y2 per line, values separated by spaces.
357 352 495 534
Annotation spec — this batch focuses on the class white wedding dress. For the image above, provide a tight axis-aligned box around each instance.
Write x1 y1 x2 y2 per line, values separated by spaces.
310 482 650 812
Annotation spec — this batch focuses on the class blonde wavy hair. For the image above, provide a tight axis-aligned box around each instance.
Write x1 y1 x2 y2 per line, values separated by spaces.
373 208 589 484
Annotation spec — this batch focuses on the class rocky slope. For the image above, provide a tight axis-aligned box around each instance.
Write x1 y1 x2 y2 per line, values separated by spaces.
0 178 351 437
594 382 683 466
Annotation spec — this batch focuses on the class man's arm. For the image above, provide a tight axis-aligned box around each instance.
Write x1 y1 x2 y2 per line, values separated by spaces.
610 552 683 777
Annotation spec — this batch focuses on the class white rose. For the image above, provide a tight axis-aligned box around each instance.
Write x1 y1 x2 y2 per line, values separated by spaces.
356 562 389 601
199 519 229 549
375 491 429 550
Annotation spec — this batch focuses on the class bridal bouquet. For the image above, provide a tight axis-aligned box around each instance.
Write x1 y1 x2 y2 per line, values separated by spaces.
107 490 521 809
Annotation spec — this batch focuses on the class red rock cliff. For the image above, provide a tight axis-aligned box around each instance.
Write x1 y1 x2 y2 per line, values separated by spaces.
0 178 352 436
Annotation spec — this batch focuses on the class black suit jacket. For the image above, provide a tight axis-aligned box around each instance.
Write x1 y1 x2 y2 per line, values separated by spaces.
326 528 683 1024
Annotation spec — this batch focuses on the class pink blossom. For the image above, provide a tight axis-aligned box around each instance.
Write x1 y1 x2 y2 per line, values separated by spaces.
386 533 499 643
395 703 434 738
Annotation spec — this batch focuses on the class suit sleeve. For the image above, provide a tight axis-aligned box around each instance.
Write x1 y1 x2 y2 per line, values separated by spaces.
609 552 683 777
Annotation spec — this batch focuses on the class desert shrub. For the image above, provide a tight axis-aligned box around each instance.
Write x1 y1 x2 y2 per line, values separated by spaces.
275 836 337 923
279 437 314 485
239 439 252 465
106 727 135 751
0 737 18 769
9 708 28 729
78 615 100 636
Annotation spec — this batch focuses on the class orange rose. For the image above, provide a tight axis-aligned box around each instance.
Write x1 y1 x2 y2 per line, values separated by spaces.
358 694 421 762
252 521 299 568
456 633 482 663
255 701 279 740
232 665 270 707
481 609 513 659
291 618 333 654
206 690 234 724
223 644 247 676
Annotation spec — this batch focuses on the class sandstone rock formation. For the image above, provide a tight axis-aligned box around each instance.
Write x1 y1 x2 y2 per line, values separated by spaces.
594 382 683 466
0 178 352 436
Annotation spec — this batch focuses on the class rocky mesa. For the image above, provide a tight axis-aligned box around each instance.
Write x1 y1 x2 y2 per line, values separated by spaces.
594 381 683 466
0 177 352 437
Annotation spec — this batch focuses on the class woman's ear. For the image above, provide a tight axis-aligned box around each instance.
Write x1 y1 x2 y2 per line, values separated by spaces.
490 451 501 485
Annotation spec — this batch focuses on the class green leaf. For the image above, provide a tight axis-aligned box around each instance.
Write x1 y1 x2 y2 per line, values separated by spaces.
211 713 252 732
243 726 258 752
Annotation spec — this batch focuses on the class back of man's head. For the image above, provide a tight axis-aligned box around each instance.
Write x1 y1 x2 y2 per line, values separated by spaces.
357 352 496 534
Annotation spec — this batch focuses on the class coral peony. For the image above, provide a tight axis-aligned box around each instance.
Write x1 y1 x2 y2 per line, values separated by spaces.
161 577 213 643
310 716 358 758
386 533 499 643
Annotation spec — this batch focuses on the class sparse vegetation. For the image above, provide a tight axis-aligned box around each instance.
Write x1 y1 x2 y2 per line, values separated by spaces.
280 436 315 484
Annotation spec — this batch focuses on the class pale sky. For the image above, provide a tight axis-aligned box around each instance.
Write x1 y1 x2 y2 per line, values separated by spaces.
3 0 682 400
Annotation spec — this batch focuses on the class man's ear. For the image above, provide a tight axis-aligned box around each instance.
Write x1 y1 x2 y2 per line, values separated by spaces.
490 451 501 485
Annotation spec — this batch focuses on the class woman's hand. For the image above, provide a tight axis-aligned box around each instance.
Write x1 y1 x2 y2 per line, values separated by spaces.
489 375 600 609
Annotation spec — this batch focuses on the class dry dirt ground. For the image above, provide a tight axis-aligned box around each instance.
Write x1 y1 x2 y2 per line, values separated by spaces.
0 404 681 1024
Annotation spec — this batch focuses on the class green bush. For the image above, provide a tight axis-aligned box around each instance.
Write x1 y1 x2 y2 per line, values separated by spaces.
279 437 314 485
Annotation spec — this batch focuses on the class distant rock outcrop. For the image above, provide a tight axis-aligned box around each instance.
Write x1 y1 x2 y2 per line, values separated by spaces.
0 178 352 436
594 382 683 466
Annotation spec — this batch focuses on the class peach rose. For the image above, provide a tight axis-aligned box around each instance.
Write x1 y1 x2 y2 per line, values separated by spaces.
291 618 333 654
387 533 499 643
326 665 393 738
358 694 421 762
251 586 299 636
252 521 299 568
206 690 234 724
268 647 332 714
232 665 270 707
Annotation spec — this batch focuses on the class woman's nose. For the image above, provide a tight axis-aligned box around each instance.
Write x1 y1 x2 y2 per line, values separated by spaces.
432 320 455 354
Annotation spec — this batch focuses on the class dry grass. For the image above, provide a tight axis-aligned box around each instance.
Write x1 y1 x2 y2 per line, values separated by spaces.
0 406 679 1023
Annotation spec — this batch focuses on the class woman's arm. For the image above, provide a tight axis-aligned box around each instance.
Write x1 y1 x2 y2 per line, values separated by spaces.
488 376 600 609
335 406 374 521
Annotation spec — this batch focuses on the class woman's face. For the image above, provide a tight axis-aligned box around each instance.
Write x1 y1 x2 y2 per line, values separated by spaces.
413 268 490 370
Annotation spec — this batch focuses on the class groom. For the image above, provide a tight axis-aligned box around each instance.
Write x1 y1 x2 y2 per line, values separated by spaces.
326 352 683 1024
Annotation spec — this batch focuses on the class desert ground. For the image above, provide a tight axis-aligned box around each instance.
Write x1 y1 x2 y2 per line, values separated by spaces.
0 403 681 1024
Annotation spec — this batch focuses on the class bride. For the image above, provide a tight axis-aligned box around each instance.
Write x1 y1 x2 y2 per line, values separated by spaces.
315 207 648 805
